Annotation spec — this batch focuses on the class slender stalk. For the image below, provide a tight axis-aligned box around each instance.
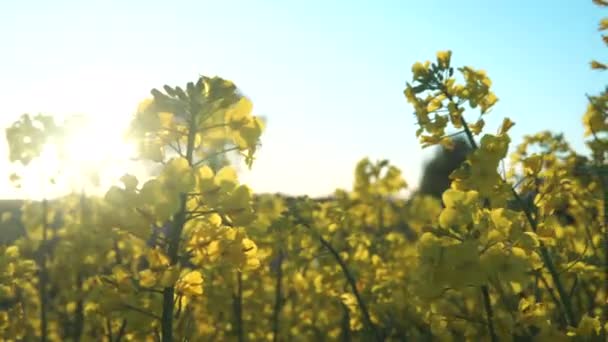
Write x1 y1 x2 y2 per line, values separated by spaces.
233 271 244 342
602 180 607 340
537 247 575 326
586 123 608 338
580 166 606 337
592 163 608 338
181 308 195 342
309 226 383 342
106 319 113 342
124 303 162 320
377 197 384 230
115 319 127 342
492 278 517 319
538 273 567 327
271 251 284 342
481 286 498 342
73 193 86 341
579 279 597 314
161 101 197 342
161 195 186 342
39 198 49 342
73 273 84 341
340 302 352 342
192 146 241 168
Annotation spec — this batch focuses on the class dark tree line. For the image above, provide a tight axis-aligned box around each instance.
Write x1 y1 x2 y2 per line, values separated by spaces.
415 135 472 200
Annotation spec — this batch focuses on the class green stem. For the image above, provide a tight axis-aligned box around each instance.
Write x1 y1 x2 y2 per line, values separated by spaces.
233 271 244 342
308 226 383 342
73 193 87 342
161 101 197 342
586 125 607 337
271 251 284 342
481 286 498 342
73 273 84 341
39 198 49 342
118 320 127 341
340 302 352 342
603 183 608 339
537 246 575 326
192 146 241 168
537 272 568 327
593 165 608 338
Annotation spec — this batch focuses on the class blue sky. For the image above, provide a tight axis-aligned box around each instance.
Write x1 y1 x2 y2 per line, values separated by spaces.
0 0 605 198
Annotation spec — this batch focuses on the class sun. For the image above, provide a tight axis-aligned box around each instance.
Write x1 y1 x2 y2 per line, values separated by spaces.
16 115 142 200
61 117 138 184
0 64 159 200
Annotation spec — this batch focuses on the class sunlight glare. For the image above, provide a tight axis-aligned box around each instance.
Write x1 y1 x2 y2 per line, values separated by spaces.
18 116 139 199
62 118 137 185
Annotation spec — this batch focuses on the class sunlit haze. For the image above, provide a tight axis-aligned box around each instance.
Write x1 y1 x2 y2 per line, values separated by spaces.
1 0 605 199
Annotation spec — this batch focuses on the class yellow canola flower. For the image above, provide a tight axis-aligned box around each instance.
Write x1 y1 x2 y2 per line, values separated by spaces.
480 134 510 160
159 157 195 194
139 179 181 223
4 246 19 258
111 265 131 285
439 189 479 228
225 97 253 130
232 117 264 152
221 185 255 226
411 61 430 79
196 165 215 191
567 314 601 337
138 139 164 162
523 154 544 175
439 207 469 228
442 188 479 208
137 98 154 113
147 248 170 270
215 166 239 193
481 244 530 284
120 174 139 191
582 102 608 136
138 269 157 288
441 240 485 287
436 50 452 69
176 270 204 296
468 119 485 135
498 117 515 135
158 112 174 130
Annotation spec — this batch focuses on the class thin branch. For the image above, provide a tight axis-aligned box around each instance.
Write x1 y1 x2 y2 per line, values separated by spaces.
558 239 590 275
538 272 568 328
115 319 127 342
200 123 230 131
192 146 242 168
122 303 162 321
186 209 219 220
106 318 113 342
303 224 384 342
